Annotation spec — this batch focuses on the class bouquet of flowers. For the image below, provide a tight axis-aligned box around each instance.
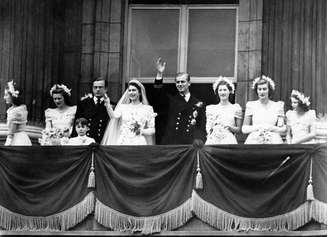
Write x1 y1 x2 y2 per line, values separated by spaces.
257 129 272 144
210 122 227 141
130 120 141 135
39 128 67 145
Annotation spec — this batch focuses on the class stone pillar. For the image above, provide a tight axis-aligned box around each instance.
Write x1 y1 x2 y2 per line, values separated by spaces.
236 0 263 107
81 0 125 103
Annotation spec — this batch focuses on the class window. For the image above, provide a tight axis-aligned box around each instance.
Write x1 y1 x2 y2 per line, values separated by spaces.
126 5 238 83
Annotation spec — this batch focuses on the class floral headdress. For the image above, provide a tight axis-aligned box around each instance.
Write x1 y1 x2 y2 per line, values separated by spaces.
291 89 310 106
49 84 71 96
213 76 235 94
252 75 275 91
6 81 19 97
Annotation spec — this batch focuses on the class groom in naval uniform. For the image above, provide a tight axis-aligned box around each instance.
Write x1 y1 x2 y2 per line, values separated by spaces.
152 58 206 145
73 77 114 143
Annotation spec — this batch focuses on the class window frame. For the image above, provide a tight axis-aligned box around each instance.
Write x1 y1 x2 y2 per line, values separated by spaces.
124 4 239 84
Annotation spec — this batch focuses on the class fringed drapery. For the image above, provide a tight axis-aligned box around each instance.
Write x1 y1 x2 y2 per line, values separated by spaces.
192 191 326 231
93 145 196 233
95 198 192 234
0 146 93 230
0 144 325 232
0 192 94 231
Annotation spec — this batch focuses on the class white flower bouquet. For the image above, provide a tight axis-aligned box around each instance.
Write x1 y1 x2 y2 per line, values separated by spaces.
257 129 272 144
39 128 68 145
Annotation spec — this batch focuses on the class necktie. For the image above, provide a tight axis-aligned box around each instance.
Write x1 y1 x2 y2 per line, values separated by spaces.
180 93 187 102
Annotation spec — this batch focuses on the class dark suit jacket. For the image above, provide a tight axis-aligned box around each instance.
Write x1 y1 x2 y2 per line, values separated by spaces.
152 78 206 145
72 97 110 143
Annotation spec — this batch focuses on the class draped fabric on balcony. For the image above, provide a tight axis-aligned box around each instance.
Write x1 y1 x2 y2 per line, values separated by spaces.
0 146 94 230
94 145 196 234
0 144 326 233
192 144 327 231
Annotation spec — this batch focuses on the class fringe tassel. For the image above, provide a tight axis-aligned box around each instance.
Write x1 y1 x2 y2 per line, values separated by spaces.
196 172 203 190
88 151 95 188
309 200 327 224
191 190 327 231
0 192 95 231
306 159 314 201
195 151 203 190
306 183 314 201
95 198 193 234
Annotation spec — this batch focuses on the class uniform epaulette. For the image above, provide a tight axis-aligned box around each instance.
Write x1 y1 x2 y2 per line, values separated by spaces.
81 93 93 101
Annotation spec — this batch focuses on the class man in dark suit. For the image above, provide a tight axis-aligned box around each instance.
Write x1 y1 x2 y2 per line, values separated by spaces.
152 58 206 145
72 77 113 143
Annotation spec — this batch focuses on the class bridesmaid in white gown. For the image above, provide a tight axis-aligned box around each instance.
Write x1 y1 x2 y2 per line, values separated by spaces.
101 79 156 145
44 84 77 137
3 81 32 146
242 75 286 144
286 90 316 144
205 76 242 144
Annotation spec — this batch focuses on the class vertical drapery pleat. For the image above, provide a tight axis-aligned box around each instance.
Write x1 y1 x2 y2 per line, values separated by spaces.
0 0 82 124
0 0 124 125
262 0 326 114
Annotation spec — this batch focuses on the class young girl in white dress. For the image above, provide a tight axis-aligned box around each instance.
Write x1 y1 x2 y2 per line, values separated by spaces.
205 77 242 144
242 75 286 144
286 90 316 144
101 79 157 145
3 81 32 146
44 84 77 137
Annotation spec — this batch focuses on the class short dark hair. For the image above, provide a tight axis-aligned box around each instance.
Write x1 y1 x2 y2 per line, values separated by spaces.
93 76 108 88
75 117 89 127
291 94 310 112
254 79 274 98
175 72 190 82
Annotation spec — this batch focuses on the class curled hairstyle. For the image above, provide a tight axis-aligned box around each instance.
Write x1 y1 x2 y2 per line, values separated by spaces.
291 94 310 112
253 79 274 98
50 86 71 106
214 80 234 103
6 89 23 106
128 81 143 102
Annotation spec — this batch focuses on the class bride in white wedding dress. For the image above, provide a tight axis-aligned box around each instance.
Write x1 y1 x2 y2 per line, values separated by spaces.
101 79 156 145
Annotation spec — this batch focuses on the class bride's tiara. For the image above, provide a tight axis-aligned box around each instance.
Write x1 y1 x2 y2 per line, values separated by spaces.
252 75 275 90
213 76 235 94
291 89 310 106
50 84 71 96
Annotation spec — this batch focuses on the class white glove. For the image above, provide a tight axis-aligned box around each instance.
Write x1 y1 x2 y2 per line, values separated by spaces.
5 136 13 146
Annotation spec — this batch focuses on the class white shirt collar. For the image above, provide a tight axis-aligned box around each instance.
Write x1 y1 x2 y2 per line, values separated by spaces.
93 96 104 104
182 92 191 102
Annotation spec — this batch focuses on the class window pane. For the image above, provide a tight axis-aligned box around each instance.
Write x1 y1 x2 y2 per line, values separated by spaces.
129 9 179 78
187 9 236 77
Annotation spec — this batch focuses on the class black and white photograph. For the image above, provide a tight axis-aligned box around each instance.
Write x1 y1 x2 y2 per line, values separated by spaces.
0 0 326 236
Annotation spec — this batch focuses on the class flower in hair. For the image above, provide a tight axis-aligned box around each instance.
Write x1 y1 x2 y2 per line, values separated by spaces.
213 76 235 94
49 84 71 96
252 75 275 91
291 89 311 106
6 81 19 97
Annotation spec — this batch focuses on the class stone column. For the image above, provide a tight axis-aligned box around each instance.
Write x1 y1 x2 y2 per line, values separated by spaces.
236 0 263 107
81 0 125 103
